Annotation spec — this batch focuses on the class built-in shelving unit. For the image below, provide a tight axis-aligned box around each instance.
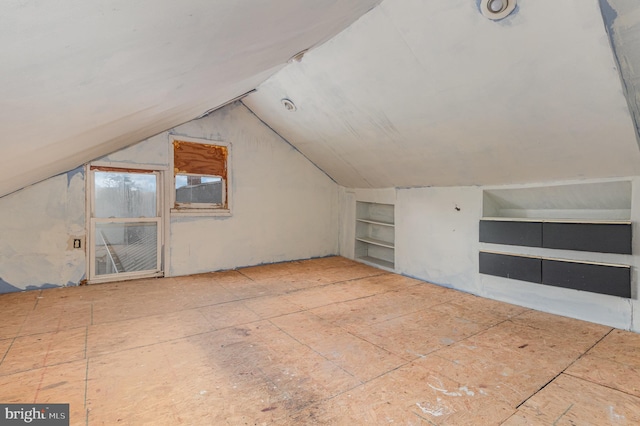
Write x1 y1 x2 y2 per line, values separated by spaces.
479 218 632 254
479 181 633 298
355 201 395 270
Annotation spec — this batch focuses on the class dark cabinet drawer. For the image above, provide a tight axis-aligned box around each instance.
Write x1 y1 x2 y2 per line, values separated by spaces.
542 259 630 298
479 220 542 247
479 251 541 284
479 251 631 298
542 222 631 254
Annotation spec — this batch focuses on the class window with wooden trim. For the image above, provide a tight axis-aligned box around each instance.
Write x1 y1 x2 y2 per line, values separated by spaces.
171 137 231 214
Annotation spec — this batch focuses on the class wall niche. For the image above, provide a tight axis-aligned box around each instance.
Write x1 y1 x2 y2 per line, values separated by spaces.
479 180 633 298
482 180 631 220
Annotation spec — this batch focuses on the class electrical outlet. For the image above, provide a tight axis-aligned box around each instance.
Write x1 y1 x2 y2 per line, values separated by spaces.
73 239 82 249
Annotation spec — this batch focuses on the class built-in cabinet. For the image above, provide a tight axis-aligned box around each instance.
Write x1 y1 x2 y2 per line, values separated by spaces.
479 181 633 298
355 201 395 270
479 218 632 254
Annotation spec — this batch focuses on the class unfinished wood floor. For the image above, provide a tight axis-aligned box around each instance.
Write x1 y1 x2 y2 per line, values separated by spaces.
1 256 640 425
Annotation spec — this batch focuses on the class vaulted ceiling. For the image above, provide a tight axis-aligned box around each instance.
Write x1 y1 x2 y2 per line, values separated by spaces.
244 0 640 188
2 0 640 196
0 0 380 197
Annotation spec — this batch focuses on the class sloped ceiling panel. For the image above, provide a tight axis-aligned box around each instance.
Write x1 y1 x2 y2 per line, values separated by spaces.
0 0 381 197
602 0 640 148
244 0 640 188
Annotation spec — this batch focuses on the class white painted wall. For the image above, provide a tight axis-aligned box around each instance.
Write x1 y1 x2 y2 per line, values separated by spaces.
341 178 640 331
0 169 85 292
0 102 339 293
99 133 170 166
395 186 482 295
168 103 339 275
101 101 340 277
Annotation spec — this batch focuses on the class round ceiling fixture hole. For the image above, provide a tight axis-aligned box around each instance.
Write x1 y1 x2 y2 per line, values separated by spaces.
488 0 505 13
481 0 516 20
281 98 297 112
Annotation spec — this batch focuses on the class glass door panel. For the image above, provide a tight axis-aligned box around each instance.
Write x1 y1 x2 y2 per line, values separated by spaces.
94 222 158 276
89 168 162 281
94 171 157 218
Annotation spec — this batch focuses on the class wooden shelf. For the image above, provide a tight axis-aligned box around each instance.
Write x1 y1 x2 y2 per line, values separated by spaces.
356 256 395 271
482 217 631 225
356 218 394 227
356 236 394 249
355 201 395 271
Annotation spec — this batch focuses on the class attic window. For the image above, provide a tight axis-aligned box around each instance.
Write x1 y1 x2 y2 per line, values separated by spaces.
171 137 231 215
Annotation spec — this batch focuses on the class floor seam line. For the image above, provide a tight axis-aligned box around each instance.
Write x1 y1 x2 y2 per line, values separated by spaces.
33 291 42 310
514 328 615 410
84 358 90 426
0 358 88 378
562 371 640 399
85 318 270 359
0 337 16 366
266 318 360 382
557 328 614 374
552 403 574 425
84 327 89 360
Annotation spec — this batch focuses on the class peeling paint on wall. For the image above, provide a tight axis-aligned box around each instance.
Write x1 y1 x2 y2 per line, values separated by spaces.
0 277 61 294
0 278 23 293
66 166 84 187
600 0 618 29
0 169 86 293
1 99 337 293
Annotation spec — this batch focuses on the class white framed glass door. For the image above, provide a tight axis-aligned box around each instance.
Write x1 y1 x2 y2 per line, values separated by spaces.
88 167 163 282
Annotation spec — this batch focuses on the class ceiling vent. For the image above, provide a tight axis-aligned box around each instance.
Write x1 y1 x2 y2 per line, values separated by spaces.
480 0 516 20
288 48 309 63
281 98 297 112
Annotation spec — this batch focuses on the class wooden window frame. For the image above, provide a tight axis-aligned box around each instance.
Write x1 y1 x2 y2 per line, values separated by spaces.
85 162 167 284
169 135 232 216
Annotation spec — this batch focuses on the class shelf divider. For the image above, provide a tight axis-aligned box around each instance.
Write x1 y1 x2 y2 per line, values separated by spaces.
356 218 395 227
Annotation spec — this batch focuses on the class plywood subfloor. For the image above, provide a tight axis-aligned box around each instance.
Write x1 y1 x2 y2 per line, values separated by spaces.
1 256 639 425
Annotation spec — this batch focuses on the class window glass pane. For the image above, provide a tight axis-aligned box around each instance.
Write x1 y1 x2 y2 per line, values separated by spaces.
175 174 223 205
94 172 157 218
94 222 157 275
